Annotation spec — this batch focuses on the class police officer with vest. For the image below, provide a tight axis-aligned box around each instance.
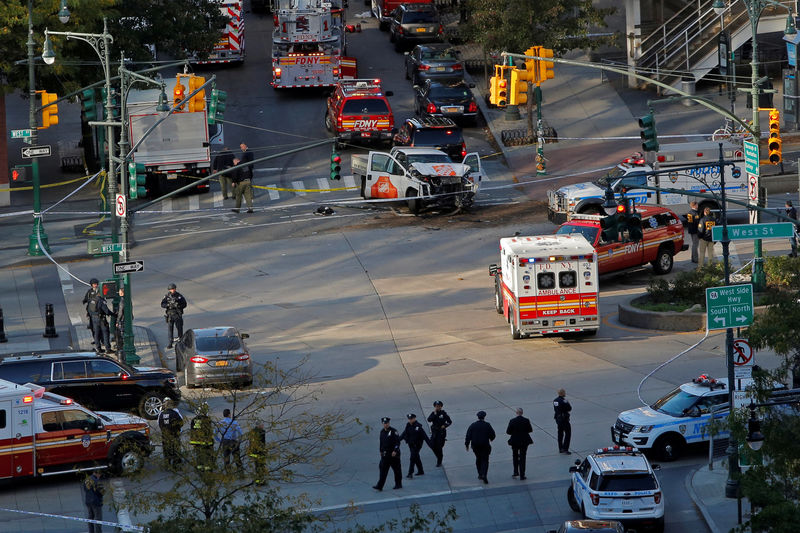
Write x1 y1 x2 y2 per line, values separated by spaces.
399 413 431 479
372 417 402 491
161 283 187 349
427 400 452 467
89 290 115 354
82 278 100 340
158 399 184 468
189 403 214 471
246 421 267 485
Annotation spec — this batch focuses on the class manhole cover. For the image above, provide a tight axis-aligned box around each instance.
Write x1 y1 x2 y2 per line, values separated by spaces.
424 361 449 367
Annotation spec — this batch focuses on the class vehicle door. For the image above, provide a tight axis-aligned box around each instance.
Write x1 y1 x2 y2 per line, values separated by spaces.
87 359 131 409
366 152 402 199
461 152 483 188
595 228 630 275
0 400 20 478
35 408 96 468
58 408 110 462
574 459 592 505
50 361 93 406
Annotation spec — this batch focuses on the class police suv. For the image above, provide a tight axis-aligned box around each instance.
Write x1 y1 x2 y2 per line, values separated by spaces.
611 375 729 461
567 446 664 533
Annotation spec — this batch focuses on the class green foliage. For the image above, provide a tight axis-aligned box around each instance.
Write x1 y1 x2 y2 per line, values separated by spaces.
645 263 725 308
764 255 800 290
336 504 458 533
462 0 617 55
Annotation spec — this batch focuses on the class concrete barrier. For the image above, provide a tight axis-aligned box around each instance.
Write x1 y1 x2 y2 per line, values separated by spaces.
619 294 770 332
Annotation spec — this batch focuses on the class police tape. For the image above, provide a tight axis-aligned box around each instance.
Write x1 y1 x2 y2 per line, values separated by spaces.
0 506 145 532
0 174 96 193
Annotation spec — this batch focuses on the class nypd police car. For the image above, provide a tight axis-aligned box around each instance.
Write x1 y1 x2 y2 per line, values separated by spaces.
611 375 729 461
567 446 664 533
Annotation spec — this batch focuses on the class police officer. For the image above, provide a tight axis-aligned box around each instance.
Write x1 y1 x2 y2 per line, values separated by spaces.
372 417 402 491
89 291 114 354
465 410 495 484
158 398 184 468
82 278 100 340
189 403 214 471
246 421 267 485
399 413 431 479
506 407 533 480
230 157 254 214
427 400 452 467
554 388 572 454
161 283 187 348
684 201 700 263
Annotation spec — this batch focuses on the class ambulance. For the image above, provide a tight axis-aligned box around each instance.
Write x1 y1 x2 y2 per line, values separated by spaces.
0 379 152 480
489 234 600 339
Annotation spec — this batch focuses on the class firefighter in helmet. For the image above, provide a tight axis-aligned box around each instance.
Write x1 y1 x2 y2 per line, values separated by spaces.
246 420 267 485
189 402 214 471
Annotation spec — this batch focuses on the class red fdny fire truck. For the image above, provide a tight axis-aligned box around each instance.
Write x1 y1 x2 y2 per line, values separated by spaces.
490 234 600 339
0 379 152 480
192 0 245 64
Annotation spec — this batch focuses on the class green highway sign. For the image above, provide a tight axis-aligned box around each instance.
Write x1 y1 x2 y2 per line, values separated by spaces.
11 129 33 139
712 222 795 241
705 284 753 330
743 140 759 176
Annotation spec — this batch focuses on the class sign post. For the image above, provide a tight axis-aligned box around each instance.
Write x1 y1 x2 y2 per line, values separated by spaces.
705 284 754 330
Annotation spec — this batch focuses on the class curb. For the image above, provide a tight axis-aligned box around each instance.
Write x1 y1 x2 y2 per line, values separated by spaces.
684 466 722 533
618 295 705 332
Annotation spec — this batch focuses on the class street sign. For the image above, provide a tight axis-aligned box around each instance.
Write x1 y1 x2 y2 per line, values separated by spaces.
733 390 752 408
734 366 753 379
100 243 124 254
115 193 126 217
744 140 759 176
712 222 794 241
705 284 754 330
21 145 51 158
113 260 144 274
732 339 753 366
10 129 32 139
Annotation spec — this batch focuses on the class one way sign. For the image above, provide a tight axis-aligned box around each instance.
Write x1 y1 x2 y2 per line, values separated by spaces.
113 260 144 274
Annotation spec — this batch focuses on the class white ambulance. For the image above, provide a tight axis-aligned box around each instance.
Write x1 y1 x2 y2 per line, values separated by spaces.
489 234 600 339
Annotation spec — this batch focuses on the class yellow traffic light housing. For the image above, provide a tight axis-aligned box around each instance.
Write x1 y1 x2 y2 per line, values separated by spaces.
509 68 533 106
188 75 206 113
173 78 186 111
39 90 59 129
536 48 555 85
489 64 510 107
768 108 781 164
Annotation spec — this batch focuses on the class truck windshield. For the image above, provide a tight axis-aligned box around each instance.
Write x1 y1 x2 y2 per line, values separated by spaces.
405 153 452 165
599 473 657 491
556 225 598 244
594 167 625 188
651 387 700 417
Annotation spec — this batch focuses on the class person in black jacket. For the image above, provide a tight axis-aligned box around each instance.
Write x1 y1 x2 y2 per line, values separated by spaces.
373 417 402 491
213 147 235 199
82 278 100 339
158 399 184 468
697 206 717 266
427 400 452 467
399 413 431 479
465 410 495 484
684 201 700 263
506 407 534 480
89 292 115 354
161 283 187 348
554 389 572 454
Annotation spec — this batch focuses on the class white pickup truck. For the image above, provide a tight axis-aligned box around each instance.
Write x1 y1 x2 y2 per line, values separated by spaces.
352 147 483 213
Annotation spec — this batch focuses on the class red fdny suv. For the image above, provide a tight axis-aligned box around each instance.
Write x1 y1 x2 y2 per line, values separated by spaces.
555 205 685 275
325 79 395 148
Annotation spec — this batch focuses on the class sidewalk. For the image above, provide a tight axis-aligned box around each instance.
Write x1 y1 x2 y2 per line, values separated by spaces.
687 459 751 533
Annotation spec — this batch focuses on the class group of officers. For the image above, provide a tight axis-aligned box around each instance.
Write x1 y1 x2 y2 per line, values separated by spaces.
373 392 573 490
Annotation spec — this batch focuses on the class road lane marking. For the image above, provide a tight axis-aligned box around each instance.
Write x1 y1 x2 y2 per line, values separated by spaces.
317 178 330 193
344 175 356 189
292 181 306 196
268 187 280 200
162 199 173 213
213 192 224 208
188 195 200 211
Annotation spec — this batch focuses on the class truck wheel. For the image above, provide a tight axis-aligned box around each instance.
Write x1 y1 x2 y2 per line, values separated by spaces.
494 278 503 314
567 485 581 512
510 313 522 340
379 20 389 31
652 245 674 275
653 433 684 462
407 188 421 214
138 391 165 420
324 111 334 133
111 441 145 475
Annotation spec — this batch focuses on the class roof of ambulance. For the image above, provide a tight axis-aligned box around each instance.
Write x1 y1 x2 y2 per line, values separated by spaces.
500 234 594 255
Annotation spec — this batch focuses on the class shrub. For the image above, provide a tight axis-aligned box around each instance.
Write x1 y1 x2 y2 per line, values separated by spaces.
764 255 800 290
646 263 725 308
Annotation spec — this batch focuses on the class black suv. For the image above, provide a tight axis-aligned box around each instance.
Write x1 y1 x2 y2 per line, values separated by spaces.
392 117 466 162
389 4 443 52
0 352 180 420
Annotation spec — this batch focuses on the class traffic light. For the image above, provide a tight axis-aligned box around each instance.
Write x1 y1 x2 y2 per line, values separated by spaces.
489 64 509 107
208 89 227 125
768 108 781 164
173 79 186 111
40 91 59 129
128 161 147 199
600 206 625 243
330 150 342 180
80 88 97 122
100 279 119 298
100 88 120 120
188 75 206 113
620 199 643 241
509 68 533 106
639 113 659 152
535 48 555 85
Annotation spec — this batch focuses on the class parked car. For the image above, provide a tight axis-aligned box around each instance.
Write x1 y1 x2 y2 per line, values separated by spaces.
393 116 466 162
0 351 180 420
414 79 478 125
175 327 253 388
404 44 464 85
388 4 443 52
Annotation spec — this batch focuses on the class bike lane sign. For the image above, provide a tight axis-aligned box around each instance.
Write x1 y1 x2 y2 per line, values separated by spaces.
744 141 759 176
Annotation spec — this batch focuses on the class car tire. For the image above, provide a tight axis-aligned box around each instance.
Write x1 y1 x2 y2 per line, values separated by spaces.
407 188 421 214
653 433 684 462
110 440 145 475
567 485 581 512
389 31 396 43
494 278 503 314
379 20 388 31
184 367 195 389
242 378 253 388
138 391 165 420
324 111 334 133
510 312 521 340
652 245 674 275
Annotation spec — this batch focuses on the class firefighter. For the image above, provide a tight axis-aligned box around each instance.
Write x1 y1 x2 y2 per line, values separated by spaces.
82 278 100 342
246 420 267 485
189 403 214 471
427 400 452 467
158 399 184 468
161 283 187 349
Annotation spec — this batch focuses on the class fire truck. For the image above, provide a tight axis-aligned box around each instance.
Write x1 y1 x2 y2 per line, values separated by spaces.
271 0 357 88
193 0 245 64
489 234 600 339
0 379 152 480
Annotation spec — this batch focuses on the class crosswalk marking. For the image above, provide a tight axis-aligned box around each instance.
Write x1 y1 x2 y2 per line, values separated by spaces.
292 181 306 196
162 199 173 213
344 175 356 189
189 195 200 211
213 191 224 208
268 188 280 200
317 178 330 193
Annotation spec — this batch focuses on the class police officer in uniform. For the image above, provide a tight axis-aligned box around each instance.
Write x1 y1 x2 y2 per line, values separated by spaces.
399 413 431 479
89 291 114 354
161 283 187 348
158 398 184 468
246 421 267 485
82 278 100 341
465 410 496 484
189 403 214 471
553 388 572 454
427 400 452 467
372 417 402 491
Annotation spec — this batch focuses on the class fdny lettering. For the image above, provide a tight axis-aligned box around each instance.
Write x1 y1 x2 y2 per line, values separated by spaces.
625 242 642 254
295 56 322 65
354 119 378 129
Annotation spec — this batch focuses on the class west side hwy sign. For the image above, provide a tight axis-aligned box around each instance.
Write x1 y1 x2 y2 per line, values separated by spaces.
705 284 753 330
